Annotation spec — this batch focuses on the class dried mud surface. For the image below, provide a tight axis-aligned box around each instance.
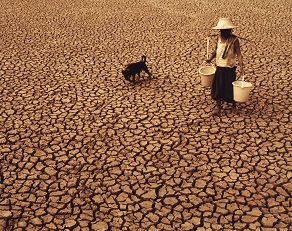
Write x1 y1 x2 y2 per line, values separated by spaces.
0 0 291 230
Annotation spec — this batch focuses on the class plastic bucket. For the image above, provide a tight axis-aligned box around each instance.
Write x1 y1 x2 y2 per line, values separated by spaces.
198 65 216 87
232 81 253 102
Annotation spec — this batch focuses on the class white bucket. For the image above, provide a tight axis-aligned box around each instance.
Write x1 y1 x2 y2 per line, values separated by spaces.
232 81 253 102
198 65 216 87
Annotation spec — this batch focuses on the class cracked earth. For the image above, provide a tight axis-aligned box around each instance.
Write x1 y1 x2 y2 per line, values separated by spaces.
0 0 291 230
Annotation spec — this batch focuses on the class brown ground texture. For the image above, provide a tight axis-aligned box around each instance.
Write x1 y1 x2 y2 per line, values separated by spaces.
0 0 291 230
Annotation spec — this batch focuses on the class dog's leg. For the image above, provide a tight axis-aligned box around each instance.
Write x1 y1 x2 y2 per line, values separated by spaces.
144 66 151 79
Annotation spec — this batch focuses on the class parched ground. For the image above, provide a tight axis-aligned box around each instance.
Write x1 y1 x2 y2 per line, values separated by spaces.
0 0 291 230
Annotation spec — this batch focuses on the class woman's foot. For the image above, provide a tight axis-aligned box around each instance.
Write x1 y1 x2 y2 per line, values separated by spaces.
212 100 222 116
232 103 236 113
212 110 221 116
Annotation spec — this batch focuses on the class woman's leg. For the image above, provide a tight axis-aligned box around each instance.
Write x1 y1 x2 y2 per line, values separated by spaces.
232 101 236 113
212 99 222 116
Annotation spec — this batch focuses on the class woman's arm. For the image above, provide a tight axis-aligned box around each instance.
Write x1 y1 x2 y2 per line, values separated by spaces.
206 50 216 63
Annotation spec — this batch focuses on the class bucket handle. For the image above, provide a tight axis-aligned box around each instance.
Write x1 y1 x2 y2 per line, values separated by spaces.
239 74 252 89
241 73 245 88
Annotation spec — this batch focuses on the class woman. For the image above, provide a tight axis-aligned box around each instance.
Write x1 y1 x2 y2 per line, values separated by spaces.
206 18 243 116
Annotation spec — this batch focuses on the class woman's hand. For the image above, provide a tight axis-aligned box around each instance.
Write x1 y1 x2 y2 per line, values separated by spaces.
206 51 216 63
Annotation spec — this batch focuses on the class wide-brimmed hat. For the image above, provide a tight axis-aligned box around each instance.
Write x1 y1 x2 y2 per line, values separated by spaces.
212 18 237 30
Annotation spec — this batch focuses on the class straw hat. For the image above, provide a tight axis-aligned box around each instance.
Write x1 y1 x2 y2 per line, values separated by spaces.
212 18 237 30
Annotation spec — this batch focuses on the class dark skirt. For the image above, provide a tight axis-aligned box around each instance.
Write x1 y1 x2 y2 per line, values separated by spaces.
211 66 236 103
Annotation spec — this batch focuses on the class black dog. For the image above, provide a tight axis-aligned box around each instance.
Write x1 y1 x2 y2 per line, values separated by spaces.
122 55 151 83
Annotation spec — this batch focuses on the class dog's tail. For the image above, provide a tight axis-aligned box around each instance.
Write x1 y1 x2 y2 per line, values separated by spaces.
141 55 146 63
